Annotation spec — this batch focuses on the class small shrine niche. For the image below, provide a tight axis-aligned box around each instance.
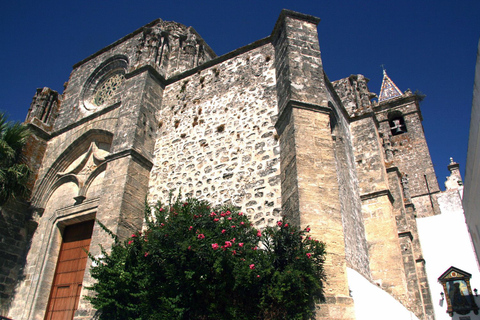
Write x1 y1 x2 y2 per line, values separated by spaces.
439 266 479 317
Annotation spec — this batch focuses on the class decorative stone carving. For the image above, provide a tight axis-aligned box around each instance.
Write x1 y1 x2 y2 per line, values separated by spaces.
133 22 213 77
401 173 411 202
80 56 128 111
380 132 394 162
26 87 59 127
134 27 169 69
57 141 109 203
332 74 376 117
93 73 125 107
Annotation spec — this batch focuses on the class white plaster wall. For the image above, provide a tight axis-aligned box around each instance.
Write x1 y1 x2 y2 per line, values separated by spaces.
464 39 480 266
417 188 480 320
347 268 419 320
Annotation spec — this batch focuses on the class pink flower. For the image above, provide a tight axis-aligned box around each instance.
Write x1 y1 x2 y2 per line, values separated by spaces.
131 233 137 238
284 224 289 228
224 241 232 248
212 243 219 250
160 223 165 227
231 238 236 243
240 222 245 226
239 243 244 247
277 221 282 227
308 237 311 240
197 234 205 239
221 212 226 217
257 230 262 237
221 229 226 234
228 217 232 220
188 246 192 250
189 226 193 231
159 208 164 212
128 240 133 245
257 275 260 278
249 264 255 270
306 253 312 259
183 202 188 207
238 212 243 216
306 227 311 232
210 212 216 217
214 218 220 222
144 252 149 257
232 250 237 255
253 246 257 251
231 225 236 228
226 211 231 215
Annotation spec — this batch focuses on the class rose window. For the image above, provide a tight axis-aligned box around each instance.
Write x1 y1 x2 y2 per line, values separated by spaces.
93 73 125 106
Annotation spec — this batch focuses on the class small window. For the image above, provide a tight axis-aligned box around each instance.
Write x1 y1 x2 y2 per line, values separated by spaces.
389 116 407 135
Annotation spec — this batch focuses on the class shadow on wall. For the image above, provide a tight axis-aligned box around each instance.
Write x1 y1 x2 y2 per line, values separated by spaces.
0 201 37 316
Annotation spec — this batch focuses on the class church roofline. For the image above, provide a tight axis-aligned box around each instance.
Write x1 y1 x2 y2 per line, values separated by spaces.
166 36 271 84
72 10 322 83
72 19 216 70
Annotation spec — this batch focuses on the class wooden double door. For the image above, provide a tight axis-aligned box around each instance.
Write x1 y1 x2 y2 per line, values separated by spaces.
44 220 94 320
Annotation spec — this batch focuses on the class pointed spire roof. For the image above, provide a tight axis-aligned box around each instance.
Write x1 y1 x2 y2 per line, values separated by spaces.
379 69 403 102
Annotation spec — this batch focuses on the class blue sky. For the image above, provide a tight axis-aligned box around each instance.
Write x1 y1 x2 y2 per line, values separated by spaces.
1 0 479 188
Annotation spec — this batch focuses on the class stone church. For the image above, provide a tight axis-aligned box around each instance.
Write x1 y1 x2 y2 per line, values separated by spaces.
1 9 451 320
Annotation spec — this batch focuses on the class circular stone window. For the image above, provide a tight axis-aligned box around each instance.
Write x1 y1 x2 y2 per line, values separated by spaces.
80 56 128 111
93 73 125 106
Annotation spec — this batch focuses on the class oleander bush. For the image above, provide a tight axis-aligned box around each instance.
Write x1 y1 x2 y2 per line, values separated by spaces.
88 197 326 320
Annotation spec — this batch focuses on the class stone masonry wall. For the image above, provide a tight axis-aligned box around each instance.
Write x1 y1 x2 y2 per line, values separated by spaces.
327 84 371 280
0 202 31 317
148 44 281 228
332 75 376 118
55 20 213 134
0 91 55 316
375 97 440 217
350 115 411 308
271 11 355 319
350 117 388 195
6 9 443 320
387 168 429 319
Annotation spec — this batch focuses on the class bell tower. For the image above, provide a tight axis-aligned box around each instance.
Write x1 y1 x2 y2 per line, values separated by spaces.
375 71 440 218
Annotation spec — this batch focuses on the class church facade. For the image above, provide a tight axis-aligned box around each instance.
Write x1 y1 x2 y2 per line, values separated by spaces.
1 10 451 320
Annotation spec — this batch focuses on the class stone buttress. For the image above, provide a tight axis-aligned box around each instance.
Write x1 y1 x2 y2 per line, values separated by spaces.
272 11 355 319
4 9 441 320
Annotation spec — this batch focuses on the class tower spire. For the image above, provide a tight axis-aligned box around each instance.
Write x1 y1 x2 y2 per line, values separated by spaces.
379 69 403 102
